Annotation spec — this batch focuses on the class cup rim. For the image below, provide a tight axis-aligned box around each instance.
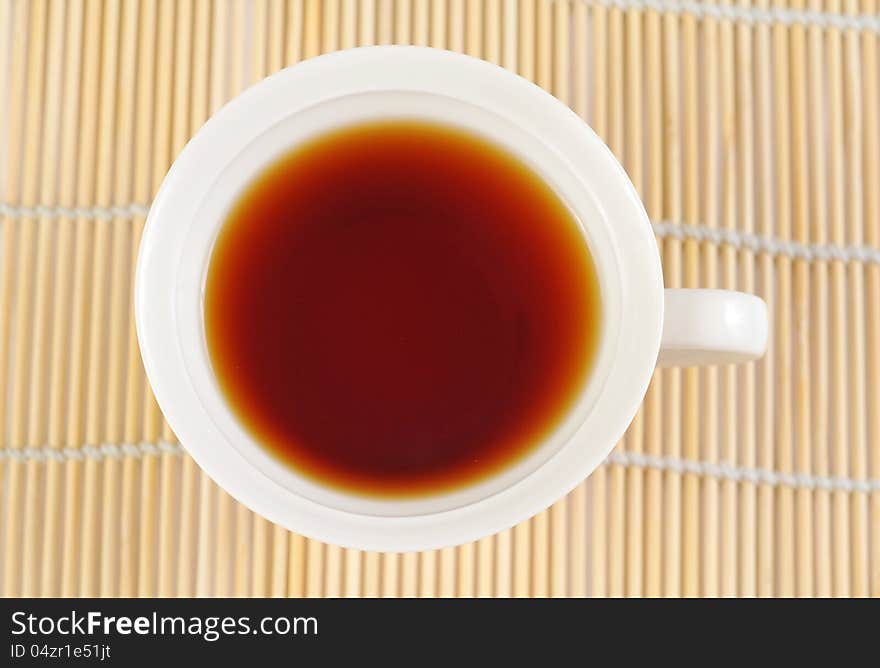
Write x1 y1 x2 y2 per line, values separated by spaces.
135 46 664 552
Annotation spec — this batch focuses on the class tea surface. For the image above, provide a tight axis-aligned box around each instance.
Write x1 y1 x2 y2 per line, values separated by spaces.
205 121 601 496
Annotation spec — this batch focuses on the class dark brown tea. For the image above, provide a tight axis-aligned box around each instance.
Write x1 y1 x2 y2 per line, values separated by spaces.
205 121 601 497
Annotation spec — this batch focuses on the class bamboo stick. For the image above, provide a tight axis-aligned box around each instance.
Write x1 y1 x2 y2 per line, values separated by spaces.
137 446 159 599
119 0 159 598
788 0 814 598
685 0 724 597
682 1 702 599
485 0 500 63
501 0 516 72
448 0 463 54
453 541 473 597
401 552 418 598
377 0 392 43
232 419 252 589
414 0 429 46
78 0 123 598
153 0 194 598
59 1 104 598
419 549 436 598
477 537 494 597
643 1 664 599
861 0 880 599
518 0 534 80
826 0 851 597
382 551 400 597
0 0 10 208
806 0 831 598
137 0 177 598
0 0 21 501
466 0 481 57
719 0 739 599
288 0 304 59
772 0 796 599
340 0 356 51
99 0 141 598
361 550 380 597
493 529 511 598
306 539 325 597
535 0 550 91
287 533 307 596
754 0 776 599
24 0 66 597
269 0 286 72
325 540 343 597
254 0 268 79
438 546 455 596
324 0 339 50
304 0 322 55
512 520 530 597
623 0 644 599
194 473 215 597
345 548 362 597
431 0 445 48
661 3 683 599
571 0 586 118
842 0 868 598
0 2 13 594
41 0 86 597
736 0 759 598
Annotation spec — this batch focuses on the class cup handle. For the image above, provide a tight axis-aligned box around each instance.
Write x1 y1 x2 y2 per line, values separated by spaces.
658 289 769 367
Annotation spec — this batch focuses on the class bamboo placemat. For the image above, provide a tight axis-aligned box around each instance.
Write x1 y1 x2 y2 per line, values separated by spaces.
0 0 878 598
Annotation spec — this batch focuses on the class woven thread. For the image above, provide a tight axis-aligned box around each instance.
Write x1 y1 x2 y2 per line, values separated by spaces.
580 0 880 33
0 441 183 463
3 202 878 265
606 451 880 493
0 202 151 221
653 220 880 265
1 441 877 493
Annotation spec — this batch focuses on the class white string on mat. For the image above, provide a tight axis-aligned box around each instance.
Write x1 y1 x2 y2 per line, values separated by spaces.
3 201 878 266
1 441 878 494
0 441 182 463
576 0 880 34
653 220 880 265
0 201 150 221
606 451 880 494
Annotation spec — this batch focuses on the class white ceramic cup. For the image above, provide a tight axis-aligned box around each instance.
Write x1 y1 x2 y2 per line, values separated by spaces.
136 46 768 552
